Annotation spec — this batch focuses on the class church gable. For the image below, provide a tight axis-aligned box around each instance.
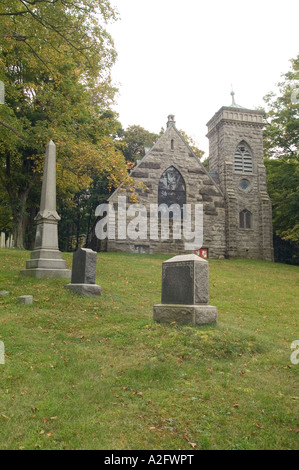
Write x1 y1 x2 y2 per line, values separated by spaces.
108 116 226 257
103 98 273 261
130 118 223 204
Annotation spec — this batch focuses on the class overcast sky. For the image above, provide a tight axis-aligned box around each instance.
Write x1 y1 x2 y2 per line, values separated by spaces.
108 0 298 155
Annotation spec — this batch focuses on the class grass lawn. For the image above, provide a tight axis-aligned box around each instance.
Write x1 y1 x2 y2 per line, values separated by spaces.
0 249 298 450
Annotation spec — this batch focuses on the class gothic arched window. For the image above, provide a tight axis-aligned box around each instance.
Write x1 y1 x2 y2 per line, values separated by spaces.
234 141 253 173
158 166 186 216
239 209 252 229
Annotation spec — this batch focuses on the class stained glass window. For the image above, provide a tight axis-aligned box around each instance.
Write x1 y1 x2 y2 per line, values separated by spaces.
158 166 186 216
239 179 250 191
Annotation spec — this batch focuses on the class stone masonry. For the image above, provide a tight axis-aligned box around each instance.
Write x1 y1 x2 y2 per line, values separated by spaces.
108 116 226 258
107 97 274 261
206 96 274 260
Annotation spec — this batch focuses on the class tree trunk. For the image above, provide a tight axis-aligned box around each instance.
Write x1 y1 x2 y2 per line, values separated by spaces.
13 215 25 249
11 189 31 249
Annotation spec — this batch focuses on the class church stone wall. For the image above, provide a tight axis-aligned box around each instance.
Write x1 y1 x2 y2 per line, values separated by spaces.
108 125 226 258
207 106 274 261
105 105 273 262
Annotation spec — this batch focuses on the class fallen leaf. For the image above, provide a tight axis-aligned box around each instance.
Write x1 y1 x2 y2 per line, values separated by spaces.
255 423 264 429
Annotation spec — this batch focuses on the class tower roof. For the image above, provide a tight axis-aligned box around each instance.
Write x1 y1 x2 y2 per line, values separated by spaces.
206 91 265 132
229 90 245 109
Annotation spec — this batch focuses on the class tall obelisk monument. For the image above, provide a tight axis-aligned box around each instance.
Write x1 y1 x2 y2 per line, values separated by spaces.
21 141 71 278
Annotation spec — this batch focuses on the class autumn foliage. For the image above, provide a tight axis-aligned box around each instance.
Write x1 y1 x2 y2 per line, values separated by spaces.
0 0 133 248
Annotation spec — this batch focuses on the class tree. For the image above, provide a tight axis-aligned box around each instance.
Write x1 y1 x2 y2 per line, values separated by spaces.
0 0 117 75
119 125 205 164
0 0 133 249
0 183 12 234
263 55 299 263
119 125 160 163
179 130 205 160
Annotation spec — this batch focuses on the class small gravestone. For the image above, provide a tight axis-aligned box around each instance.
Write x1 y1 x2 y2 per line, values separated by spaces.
0 232 5 249
0 290 10 296
65 248 102 297
9 235 13 248
18 295 33 305
153 254 217 325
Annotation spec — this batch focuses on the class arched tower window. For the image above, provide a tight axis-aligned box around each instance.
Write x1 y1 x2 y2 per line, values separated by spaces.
234 141 253 173
239 209 252 229
158 166 186 216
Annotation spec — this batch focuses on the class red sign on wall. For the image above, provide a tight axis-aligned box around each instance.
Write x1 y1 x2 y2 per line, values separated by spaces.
194 248 209 259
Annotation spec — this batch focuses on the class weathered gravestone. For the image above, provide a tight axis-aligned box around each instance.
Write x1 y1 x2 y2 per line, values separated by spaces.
65 248 102 297
0 232 5 249
0 290 10 296
17 295 33 305
153 254 217 325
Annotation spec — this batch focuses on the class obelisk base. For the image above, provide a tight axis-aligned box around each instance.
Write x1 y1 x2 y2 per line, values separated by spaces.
21 268 71 279
21 248 71 279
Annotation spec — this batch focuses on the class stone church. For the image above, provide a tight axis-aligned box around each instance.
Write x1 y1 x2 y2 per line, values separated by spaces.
107 94 274 260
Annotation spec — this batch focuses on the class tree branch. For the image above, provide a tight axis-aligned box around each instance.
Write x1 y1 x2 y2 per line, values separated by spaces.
18 0 92 55
0 11 28 16
0 119 26 140
23 38 52 71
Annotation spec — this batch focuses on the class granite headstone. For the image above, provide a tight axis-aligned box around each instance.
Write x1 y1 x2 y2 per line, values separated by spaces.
153 254 217 325
65 248 102 297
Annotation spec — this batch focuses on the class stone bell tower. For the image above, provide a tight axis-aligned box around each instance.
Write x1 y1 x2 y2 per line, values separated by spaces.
206 92 274 261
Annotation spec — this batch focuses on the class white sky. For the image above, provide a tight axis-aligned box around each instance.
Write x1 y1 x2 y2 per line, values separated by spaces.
108 0 299 155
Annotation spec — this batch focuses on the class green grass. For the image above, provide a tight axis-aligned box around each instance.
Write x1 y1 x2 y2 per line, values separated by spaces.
0 249 298 450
